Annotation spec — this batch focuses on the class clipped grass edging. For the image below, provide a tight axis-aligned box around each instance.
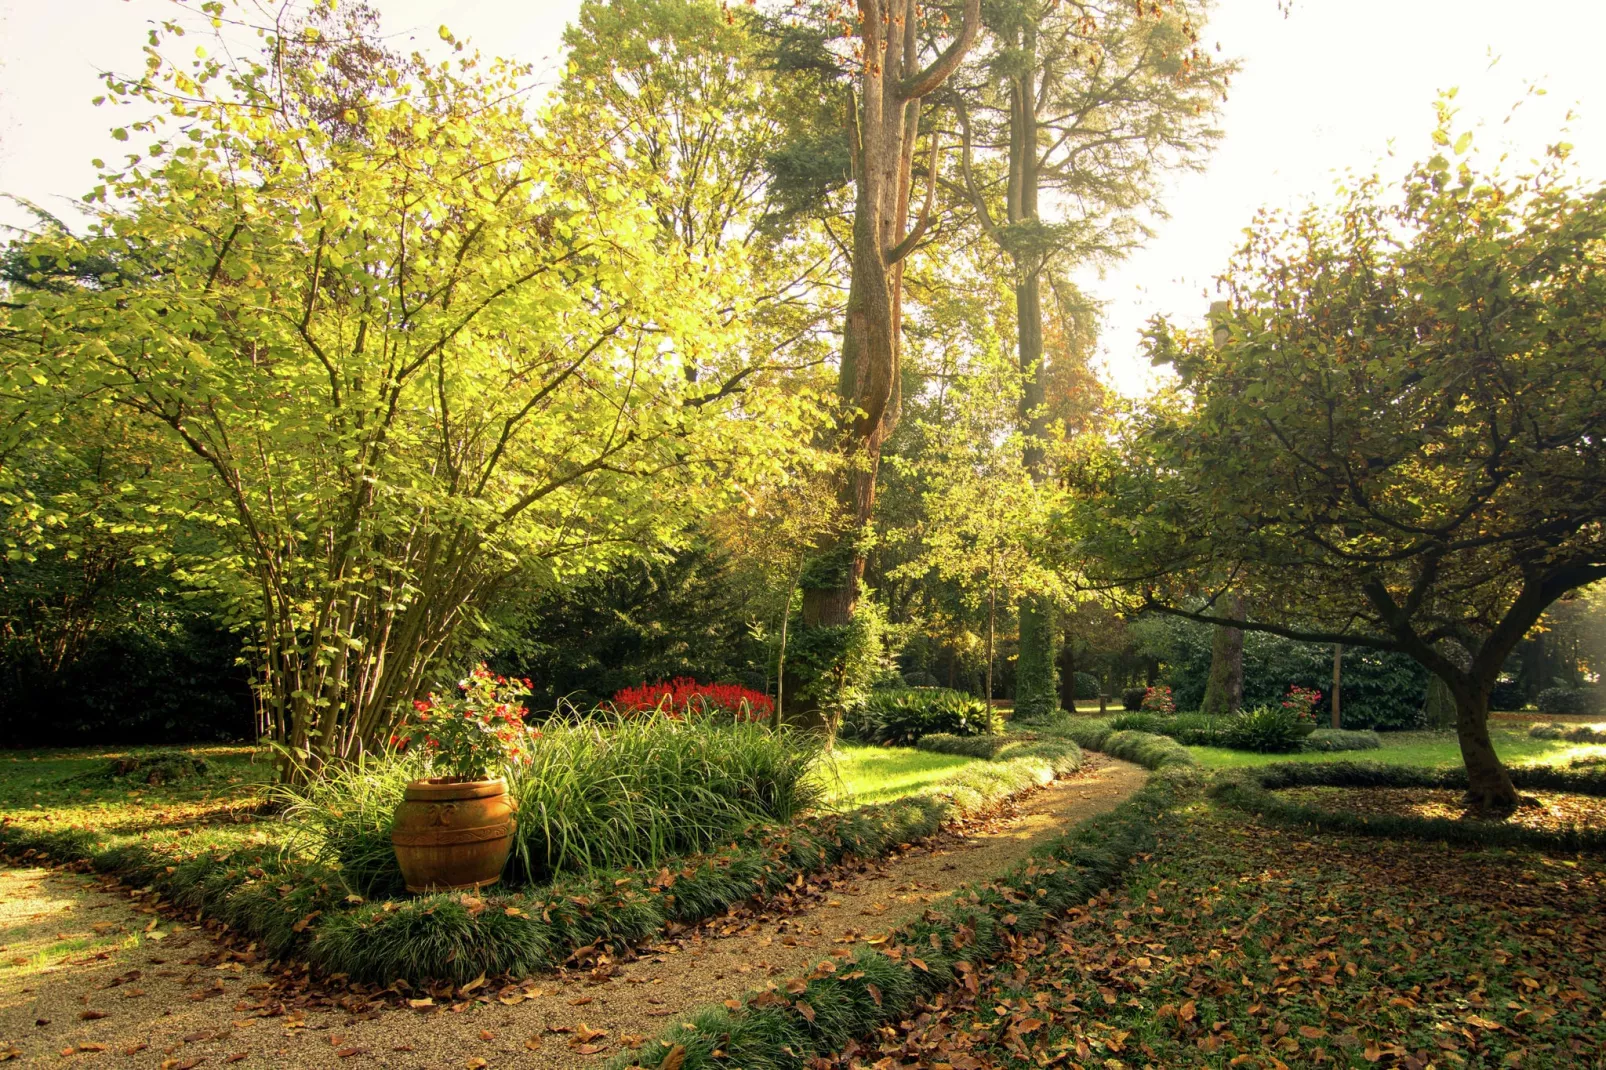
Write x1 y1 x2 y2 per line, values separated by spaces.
1211 760 1606 852
1 734 1086 987
612 724 1200 1070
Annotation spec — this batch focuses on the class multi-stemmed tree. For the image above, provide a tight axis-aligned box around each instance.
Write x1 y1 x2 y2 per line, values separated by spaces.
0 3 812 777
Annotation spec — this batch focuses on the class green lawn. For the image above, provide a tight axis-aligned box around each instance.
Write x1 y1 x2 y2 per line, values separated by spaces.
816 743 981 806
1186 726 1606 771
0 744 277 853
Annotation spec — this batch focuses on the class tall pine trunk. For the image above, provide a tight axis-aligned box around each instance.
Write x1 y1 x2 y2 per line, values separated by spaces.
794 1 980 711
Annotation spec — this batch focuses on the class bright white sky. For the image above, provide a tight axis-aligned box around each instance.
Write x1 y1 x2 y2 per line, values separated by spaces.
3 1 1604 396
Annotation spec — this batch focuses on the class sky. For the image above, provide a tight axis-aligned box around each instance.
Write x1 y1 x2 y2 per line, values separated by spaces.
3 0 1605 396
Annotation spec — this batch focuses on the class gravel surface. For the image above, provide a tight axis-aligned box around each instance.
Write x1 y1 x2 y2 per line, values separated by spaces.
0 755 1146 1069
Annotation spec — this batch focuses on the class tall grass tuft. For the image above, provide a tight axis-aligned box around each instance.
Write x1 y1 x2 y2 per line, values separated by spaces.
278 750 424 898
506 712 824 881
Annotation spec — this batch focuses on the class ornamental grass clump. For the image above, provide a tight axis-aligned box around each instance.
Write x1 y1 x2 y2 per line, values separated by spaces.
504 712 824 882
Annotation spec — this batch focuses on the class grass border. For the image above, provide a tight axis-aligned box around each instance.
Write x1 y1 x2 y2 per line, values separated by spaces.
610 724 1199 1070
0 736 1084 986
1210 760 1606 852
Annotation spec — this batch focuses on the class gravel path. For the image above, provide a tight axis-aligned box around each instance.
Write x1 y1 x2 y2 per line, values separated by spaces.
0 755 1146 1069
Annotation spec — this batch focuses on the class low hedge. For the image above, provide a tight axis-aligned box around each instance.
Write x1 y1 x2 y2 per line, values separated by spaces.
614 729 1201 1069
1301 728 1382 752
1211 760 1606 852
0 825 344 960
1529 722 1606 743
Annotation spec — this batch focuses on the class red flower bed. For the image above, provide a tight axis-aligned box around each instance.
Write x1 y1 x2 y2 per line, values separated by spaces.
609 677 773 723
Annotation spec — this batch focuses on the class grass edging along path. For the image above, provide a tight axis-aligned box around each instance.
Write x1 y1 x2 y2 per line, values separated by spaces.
612 721 1201 1070
1211 759 1606 852
0 735 1084 987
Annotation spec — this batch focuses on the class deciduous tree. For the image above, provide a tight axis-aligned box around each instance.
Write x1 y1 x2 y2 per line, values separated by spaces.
1081 114 1606 807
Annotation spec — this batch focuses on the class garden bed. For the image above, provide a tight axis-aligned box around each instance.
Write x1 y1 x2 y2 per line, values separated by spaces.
1212 760 1606 852
1278 784 1606 837
0 722 1086 988
828 802 1606 1070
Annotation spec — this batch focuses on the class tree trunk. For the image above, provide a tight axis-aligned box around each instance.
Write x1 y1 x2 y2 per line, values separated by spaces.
1450 682 1518 809
986 577 997 705
1016 596 1058 717
1331 643 1342 729
1200 593 1244 715
798 0 980 633
1057 631 1078 711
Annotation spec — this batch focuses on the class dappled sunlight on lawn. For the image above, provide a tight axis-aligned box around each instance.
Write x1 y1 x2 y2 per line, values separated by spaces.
1186 728 1606 771
1279 785 1606 833
815 744 980 807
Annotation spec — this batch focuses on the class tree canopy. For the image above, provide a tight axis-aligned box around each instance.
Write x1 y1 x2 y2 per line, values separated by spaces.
1079 109 1606 804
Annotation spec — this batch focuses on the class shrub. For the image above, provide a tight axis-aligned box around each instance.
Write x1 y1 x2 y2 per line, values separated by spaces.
1121 687 1147 712
397 665 535 778
1529 722 1606 743
902 670 940 688
846 688 996 745
1302 728 1382 752
1220 705 1314 753
1165 712 1226 746
70 751 211 786
915 733 1010 759
1536 686 1601 716
1074 672 1102 700
1139 686 1176 714
1109 712 1170 734
1281 684 1323 718
609 677 774 723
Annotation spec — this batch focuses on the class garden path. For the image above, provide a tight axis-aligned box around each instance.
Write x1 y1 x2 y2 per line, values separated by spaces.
0 755 1145 1069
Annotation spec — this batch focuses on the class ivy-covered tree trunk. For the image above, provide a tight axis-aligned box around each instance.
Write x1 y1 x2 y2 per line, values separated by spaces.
1016 598 1058 718
1200 593 1244 715
1422 677 1456 729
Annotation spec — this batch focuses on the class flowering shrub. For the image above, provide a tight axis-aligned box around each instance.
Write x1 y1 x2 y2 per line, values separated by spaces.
1140 685 1176 714
609 677 774 723
394 665 536 779
1281 685 1323 722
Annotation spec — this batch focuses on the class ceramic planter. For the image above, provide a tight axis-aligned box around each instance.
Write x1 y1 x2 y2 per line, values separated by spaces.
390 776 516 892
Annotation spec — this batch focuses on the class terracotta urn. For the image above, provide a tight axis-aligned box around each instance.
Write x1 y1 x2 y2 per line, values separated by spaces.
390 776 516 893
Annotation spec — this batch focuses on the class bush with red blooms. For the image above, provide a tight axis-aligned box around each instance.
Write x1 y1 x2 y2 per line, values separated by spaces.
1281 684 1323 722
609 677 774 723
1140 685 1177 714
394 664 537 779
